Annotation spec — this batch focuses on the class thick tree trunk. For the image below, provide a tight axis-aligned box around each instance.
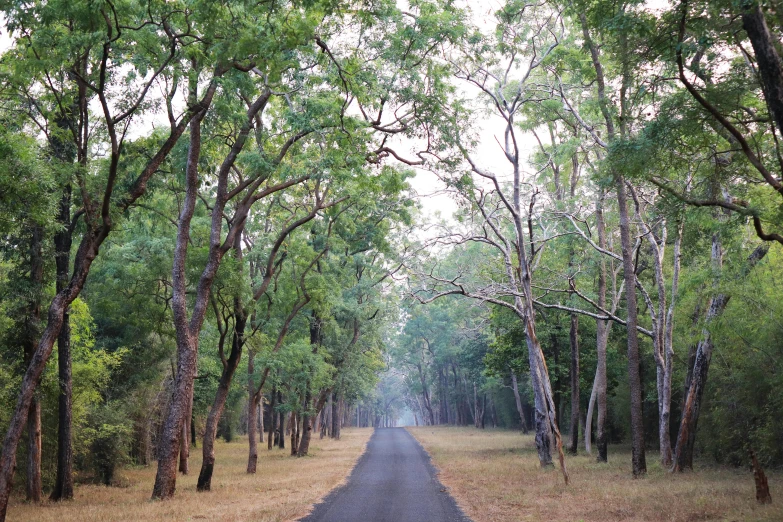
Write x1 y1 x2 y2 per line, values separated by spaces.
51 185 74 501
569 314 579 455
510 372 528 434
297 390 328 457
616 176 647 477
742 3 783 134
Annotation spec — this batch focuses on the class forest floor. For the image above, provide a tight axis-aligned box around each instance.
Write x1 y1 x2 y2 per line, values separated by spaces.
408 426 783 522
6 427 372 522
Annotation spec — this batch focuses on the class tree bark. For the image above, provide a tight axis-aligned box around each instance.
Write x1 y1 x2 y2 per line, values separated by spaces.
742 3 783 135
616 175 647 477
24 225 44 502
568 314 580 455
267 385 278 451
51 183 74 501
178 387 193 474
152 101 208 500
297 389 329 457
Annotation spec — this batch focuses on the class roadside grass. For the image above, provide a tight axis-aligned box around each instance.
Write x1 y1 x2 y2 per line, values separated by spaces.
7 427 372 522
408 426 783 522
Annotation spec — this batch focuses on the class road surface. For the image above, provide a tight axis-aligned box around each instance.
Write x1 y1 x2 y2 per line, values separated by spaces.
300 427 470 522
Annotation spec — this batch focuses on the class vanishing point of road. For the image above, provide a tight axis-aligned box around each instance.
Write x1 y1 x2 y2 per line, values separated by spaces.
301 428 471 522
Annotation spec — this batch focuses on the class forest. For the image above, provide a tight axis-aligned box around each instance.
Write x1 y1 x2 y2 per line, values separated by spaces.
0 0 782 520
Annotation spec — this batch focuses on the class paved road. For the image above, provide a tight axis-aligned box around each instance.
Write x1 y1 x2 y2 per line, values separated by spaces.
300 428 470 522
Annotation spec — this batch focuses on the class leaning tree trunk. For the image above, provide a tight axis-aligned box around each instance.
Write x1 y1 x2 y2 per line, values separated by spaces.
197 313 245 490
671 237 771 471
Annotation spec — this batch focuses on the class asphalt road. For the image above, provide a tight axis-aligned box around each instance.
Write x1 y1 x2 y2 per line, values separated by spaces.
300 427 470 522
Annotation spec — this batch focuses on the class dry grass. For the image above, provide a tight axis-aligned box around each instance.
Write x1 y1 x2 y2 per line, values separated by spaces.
408 426 783 522
7 427 372 522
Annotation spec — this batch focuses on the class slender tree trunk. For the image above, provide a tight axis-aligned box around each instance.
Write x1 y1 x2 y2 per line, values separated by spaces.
569 314 580 455
616 176 647 477
23 225 44 503
246 351 259 474
585 371 597 455
179 387 193 474
594 192 610 463
197 312 245 490
510 372 529 434
152 105 208 499
278 393 286 449
259 400 264 443
267 386 277 451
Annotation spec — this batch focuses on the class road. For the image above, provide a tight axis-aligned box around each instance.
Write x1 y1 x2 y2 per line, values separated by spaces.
300 427 470 522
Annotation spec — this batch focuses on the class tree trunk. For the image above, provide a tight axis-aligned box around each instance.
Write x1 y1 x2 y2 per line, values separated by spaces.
51 185 74 501
298 389 329 457
510 372 529 434
616 175 647 477
742 3 783 134
246 351 259 474
178 387 193 475
23 225 44 503
197 312 245 490
595 190 610 463
25 400 42 502
152 107 208 500
569 314 580 455
267 386 277 451
585 370 597 455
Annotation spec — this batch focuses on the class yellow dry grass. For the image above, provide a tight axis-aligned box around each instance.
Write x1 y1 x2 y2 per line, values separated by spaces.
7 427 372 522
408 426 783 522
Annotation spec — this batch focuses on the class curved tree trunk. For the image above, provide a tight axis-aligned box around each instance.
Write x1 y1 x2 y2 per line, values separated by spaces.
585 371 597 455
197 313 245 490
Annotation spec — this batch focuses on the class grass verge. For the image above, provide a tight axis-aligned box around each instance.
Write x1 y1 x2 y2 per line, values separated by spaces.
408 426 783 522
8 427 372 522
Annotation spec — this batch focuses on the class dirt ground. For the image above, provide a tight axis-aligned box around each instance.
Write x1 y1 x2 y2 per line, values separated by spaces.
408 426 783 522
7 427 372 522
